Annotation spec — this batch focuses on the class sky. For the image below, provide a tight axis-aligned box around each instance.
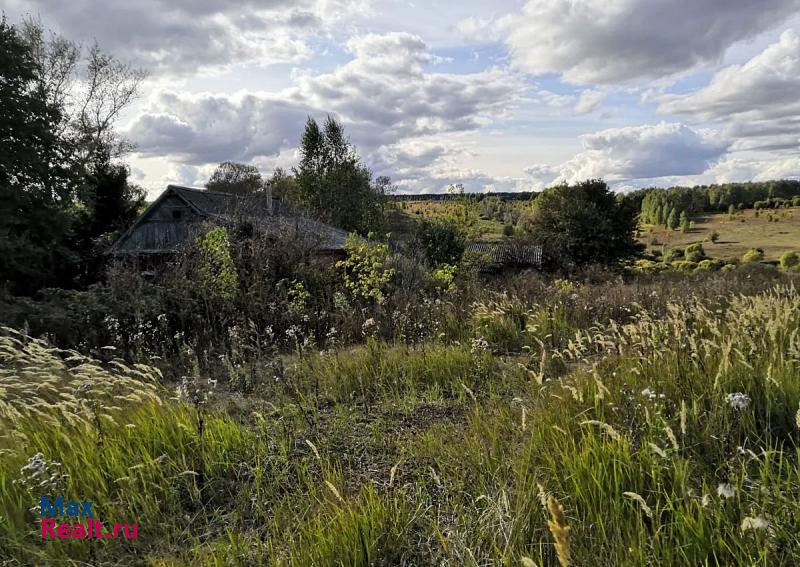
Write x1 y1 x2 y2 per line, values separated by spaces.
6 0 800 198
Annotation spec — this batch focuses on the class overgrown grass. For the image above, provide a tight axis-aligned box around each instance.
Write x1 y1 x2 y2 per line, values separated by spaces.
1 285 799 565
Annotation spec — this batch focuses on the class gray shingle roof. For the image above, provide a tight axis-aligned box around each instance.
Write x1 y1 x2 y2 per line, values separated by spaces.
112 185 350 254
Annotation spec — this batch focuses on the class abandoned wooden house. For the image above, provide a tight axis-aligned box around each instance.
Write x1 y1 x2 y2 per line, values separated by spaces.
465 242 543 270
110 185 349 258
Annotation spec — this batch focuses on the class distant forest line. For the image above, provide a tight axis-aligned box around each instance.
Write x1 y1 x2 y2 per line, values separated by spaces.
393 180 800 218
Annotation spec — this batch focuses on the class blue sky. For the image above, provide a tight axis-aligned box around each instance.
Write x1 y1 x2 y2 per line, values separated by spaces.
7 0 800 197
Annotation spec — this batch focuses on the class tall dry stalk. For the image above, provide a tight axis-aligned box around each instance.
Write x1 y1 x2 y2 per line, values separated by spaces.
546 496 571 567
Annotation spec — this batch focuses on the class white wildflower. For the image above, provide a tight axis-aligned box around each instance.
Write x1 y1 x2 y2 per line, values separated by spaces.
640 388 657 400
741 515 769 533
717 483 737 499
470 337 489 354
725 392 751 410
361 318 377 336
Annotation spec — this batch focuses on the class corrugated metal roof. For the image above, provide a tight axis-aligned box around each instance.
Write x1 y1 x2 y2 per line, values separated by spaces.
465 242 542 267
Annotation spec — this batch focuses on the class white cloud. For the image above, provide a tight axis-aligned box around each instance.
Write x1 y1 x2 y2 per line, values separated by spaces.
527 122 729 186
8 0 368 73
707 155 800 183
659 30 800 152
574 90 605 114
128 92 313 164
505 0 800 84
127 32 524 192
289 32 523 146
454 13 514 43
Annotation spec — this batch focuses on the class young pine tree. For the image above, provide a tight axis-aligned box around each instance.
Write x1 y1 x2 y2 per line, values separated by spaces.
667 208 679 230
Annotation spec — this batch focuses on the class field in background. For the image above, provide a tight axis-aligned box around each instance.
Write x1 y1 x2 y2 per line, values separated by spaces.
390 197 800 262
388 199 525 242
641 207 800 261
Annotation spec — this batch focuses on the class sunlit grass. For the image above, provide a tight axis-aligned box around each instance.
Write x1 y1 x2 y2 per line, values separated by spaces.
1 286 799 565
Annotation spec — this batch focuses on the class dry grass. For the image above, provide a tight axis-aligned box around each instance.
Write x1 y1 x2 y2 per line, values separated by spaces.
642 207 800 261
2 282 799 565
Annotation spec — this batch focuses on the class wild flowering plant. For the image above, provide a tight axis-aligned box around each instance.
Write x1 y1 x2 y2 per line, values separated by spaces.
725 392 751 411
336 233 395 302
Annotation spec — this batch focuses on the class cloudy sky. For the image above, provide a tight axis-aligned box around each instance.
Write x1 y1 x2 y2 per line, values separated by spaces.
7 0 800 197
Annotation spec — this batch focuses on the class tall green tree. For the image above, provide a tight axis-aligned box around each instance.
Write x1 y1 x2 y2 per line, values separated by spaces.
206 162 265 195
655 205 664 225
293 116 388 233
0 18 78 293
0 17 145 293
679 210 689 233
73 151 145 283
520 179 642 269
667 208 679 230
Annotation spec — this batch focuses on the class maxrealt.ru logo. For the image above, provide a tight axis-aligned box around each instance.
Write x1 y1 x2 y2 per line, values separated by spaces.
40 496 138 540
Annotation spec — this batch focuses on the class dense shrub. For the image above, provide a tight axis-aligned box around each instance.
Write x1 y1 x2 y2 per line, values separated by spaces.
684 242 706 263
779 251 799 271
742 248 765 263
671 260 698 272
663 247 683 262
696 258 725 271
521 179 641 268
413 218 465 266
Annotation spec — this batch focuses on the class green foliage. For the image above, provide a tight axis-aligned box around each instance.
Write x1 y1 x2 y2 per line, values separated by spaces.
779 251 799 271
294 116 388 233
287 279 311 310
4 284 800 565
632 259 666 273
431 263 457 293
0 18 77 293
742 248 765 263
671 260 698 272
522 179 642 268
684 242 706 263
197 226 239 301
0 17 144 294
266 167 298 202
413 218 465 266
667 208 679 230
663 247 684 262
696 258 726 271
206 162 265 195
640 181 800 226
679 210 689 233
337 234 395 301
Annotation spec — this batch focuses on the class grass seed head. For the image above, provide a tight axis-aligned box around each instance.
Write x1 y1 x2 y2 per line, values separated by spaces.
546 496 571 567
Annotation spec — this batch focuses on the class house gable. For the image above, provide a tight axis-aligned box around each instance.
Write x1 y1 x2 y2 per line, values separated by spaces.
111 187 207 254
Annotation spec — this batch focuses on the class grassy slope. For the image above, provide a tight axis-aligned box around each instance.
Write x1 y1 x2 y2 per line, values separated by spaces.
390 201 508 242
2 278 800 565
642 207 800 262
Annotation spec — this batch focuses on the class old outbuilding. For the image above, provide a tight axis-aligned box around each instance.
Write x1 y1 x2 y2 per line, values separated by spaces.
110 185 349 257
